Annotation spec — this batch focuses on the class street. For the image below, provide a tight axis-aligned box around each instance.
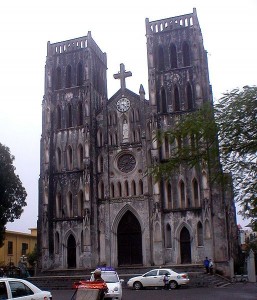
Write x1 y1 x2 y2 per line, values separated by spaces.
51 283 257 300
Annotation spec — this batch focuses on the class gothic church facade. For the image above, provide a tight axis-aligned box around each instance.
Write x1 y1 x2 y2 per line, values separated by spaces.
38 9 237 274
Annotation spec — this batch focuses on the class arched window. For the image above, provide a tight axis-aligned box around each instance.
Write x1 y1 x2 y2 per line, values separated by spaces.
161 87 167 113
118 182 122 197
65 65 72 88
67 145 73 170
100 181 104 199
77 62 83 86
67 103 72 127
67 191 73 217
174 85 180 111
131 180 136 196
125 180 129 196
186 83 193 110
167 182 172 209
180 180 186 208
197 222 203 246
182 42 191 67
56 67 61 90
165 224 172 248
57 105 61 129
193 178 200 207
100 155 104 173
158 45 165 71
78 102 83 126
170 43 177 69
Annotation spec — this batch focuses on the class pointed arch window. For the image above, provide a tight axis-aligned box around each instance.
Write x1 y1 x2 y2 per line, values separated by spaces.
65 65 72 88
161 87 167 113
77 62 83 86
57 105 61 129
197 222 203 246
186 83 193 110
174 85 180 111
117 182 122 197
165 224 172 248
158 45 165 71
167 182 172 209
67 103 72 127
180 180 186 208
100 181 104 199
182 42 191 67
125 180 129 196
193 178 200 207
131 180 136 196
170 43 177 69
56 67 62 90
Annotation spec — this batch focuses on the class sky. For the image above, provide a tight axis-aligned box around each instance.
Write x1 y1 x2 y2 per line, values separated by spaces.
1 0 256 233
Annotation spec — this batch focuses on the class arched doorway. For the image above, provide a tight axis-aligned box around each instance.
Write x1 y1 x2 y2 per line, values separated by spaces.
180 227 191 264
67 234 76 268
117 211 142 266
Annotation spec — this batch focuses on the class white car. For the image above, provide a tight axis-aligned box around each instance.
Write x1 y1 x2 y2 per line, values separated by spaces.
127 268 189 290
90 268 123 300
0 277 52 299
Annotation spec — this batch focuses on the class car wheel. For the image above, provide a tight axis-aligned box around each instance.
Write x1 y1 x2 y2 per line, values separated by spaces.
169 280 178 289
133 281 143 290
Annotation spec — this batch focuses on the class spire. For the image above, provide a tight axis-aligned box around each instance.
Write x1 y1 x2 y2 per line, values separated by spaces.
113 63 132 91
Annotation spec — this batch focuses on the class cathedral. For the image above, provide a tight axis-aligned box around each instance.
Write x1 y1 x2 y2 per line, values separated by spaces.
38 9 238 275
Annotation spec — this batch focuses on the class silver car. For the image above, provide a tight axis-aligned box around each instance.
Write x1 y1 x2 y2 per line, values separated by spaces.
127 268 189 290
0 277 52 299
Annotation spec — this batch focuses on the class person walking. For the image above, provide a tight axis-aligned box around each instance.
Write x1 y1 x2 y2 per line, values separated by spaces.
163 272 170 290
209 259 214 275
204 257 209 274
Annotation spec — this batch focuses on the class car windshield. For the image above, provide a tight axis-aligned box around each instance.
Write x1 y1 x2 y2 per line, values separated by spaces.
101 274 119 283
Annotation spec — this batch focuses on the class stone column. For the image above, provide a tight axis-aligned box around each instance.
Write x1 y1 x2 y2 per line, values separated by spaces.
247 249 256 282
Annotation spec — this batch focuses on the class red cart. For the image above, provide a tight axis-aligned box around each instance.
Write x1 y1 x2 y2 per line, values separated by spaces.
71 280 108 300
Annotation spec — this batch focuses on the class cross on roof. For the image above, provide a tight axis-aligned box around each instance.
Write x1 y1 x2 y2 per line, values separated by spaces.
113 63 132 91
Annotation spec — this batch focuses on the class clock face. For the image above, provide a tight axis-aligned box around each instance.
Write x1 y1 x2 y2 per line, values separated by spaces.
116 98 130 112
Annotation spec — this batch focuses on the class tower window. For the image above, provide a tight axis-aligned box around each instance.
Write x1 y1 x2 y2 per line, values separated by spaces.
78 102 83 126
57 105 61 129
174 86 180 111
56 67 62 90
67 104 72 127
182 42 191 67
186 83 193 110
65 65 72 88
77 62 83 86
161 87 167 113
170 43 178 69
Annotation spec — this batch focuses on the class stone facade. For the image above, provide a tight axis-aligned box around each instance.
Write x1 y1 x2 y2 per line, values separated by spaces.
37 9 238 275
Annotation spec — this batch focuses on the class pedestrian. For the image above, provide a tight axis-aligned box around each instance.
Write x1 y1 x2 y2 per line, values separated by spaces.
163 272 169 290
209 259 214 275
93 269 108 300
203 257 209 274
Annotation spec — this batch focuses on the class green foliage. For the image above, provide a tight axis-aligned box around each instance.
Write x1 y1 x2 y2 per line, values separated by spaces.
0 143 27 246
27 246 37 266
215 86 257 227
151 102 221 182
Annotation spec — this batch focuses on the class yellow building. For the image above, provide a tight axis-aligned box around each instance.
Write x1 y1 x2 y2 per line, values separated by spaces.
0 228 37 267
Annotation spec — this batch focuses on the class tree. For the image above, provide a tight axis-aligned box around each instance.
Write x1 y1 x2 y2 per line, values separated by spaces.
151 85 257 229
215 86 257 228
0 143 27 246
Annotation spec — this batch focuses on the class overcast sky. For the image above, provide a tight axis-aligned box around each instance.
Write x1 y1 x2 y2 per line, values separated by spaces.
1 0 256 233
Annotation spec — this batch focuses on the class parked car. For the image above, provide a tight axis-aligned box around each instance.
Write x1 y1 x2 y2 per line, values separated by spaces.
127 268 189 290
0 277 52 299
90 267 123 300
